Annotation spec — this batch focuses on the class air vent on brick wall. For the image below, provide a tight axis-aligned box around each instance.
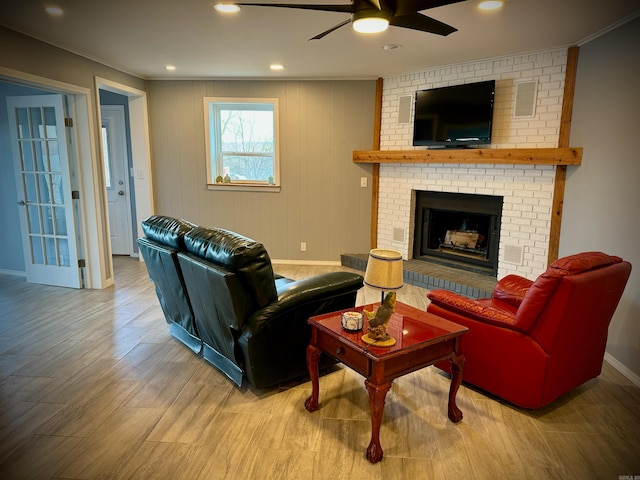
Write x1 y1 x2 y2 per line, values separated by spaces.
513 80 538 118
398 95 412 124
503 244 524 265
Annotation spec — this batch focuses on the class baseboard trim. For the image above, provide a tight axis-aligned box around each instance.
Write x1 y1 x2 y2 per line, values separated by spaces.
604 352 640 387
0 269 26 277
271 259 341 266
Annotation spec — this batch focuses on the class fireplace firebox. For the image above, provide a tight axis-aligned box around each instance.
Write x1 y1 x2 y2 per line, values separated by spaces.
413 191 503 276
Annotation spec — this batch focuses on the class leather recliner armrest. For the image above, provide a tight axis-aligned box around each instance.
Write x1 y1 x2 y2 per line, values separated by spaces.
242 272 364 334
492 274 533 308
427 289 522 331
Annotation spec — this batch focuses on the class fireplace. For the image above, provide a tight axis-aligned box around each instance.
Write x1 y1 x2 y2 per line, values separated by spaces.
413 191 503 276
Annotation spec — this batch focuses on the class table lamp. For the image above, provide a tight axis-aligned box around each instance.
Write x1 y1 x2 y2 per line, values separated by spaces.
363 248 404 304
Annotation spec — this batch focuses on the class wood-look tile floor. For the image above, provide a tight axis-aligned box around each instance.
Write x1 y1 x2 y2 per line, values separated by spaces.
1 257 639 479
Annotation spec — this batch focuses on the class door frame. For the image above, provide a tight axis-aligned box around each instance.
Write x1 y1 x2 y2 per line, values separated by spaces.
0 66 154 288
95 77 154 260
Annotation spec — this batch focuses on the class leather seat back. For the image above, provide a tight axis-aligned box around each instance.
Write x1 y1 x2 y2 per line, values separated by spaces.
177 226 278 379
515 252 624 332
528 255 631 353
137 215 197 335
183 226 277 314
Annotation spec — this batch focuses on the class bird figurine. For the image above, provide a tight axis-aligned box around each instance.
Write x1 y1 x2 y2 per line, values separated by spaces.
366 291 397 342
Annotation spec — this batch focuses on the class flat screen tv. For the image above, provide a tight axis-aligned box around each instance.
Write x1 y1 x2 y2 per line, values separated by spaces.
412 80 495 148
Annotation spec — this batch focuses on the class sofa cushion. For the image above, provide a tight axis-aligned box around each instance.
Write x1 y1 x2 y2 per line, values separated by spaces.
141 215 196 250
184 226 277 308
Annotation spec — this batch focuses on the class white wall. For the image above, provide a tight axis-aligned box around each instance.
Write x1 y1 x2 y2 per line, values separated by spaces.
563 17 640 380
381 49 568 150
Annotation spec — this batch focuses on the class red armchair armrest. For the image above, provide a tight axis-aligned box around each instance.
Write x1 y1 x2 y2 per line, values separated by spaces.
427 289 522 331
492 274 533 307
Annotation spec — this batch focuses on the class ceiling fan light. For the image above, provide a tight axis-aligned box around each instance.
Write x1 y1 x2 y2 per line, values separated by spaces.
353 17 389 33
214 3 241 14
352 8 392 34
478 1 504 11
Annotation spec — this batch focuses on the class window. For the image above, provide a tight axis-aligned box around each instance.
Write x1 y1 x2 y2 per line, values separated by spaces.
204 97 279 189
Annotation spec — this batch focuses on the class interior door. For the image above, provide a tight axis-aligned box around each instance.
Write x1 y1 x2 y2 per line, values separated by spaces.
101 105 132 255
7 94 81 288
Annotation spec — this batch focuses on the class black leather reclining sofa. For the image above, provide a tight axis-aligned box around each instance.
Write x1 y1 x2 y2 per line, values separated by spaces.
138 215 364 389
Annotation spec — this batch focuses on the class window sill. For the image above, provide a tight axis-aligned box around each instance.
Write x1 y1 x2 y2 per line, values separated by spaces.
207 183 281 193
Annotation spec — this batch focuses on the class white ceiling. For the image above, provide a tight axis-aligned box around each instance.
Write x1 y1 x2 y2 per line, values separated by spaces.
1 0 638 80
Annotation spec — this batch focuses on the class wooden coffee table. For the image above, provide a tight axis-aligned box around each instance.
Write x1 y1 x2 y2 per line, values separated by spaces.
304 301 468 463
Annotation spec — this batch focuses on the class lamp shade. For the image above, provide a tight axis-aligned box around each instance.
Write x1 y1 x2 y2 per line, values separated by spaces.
364 249 403 291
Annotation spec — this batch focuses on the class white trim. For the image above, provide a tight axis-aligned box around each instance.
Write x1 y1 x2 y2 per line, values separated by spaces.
0 66 90 95
271 259 342 266
0 66 108 289
0 269 27 277
207 184 281 193
577 10 640 46
604 353 640 387
95 77 154 263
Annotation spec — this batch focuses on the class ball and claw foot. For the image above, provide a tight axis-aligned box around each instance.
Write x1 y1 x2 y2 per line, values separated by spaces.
366 442 384 464
304 395 318 412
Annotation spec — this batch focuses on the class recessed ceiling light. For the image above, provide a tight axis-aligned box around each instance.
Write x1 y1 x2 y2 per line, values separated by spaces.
45 5 64 17
214 3 241 13
270 64 285 71
478 1 504 11
165 65 176 71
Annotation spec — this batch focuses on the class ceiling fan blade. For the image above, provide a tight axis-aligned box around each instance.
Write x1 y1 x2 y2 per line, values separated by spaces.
393 0 466 17
236 3 352 14
310 19 351 40
390 12 457 36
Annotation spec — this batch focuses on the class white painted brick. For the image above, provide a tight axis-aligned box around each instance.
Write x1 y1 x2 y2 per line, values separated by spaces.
376 48 567 278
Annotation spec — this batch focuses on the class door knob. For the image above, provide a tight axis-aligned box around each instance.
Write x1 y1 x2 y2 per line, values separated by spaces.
17 200 25 206
117 190 125 196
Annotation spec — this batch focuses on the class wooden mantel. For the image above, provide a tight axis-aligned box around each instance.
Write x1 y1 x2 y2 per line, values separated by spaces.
353 147 582 166
362 46 581 265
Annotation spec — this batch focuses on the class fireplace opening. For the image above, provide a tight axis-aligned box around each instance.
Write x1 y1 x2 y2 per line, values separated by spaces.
413 191 503 276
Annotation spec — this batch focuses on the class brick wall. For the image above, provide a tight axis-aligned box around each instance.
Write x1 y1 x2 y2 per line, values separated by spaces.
377 48 568 280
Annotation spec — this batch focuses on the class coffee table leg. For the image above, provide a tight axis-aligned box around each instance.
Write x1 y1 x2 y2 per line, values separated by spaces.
304 344 322 412
364 379 392 463
448 352 465 423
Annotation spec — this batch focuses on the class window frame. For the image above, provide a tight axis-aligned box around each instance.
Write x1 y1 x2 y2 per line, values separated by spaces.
204 97 280 191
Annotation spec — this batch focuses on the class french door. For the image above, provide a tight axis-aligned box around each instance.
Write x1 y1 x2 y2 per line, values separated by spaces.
7 94 82 288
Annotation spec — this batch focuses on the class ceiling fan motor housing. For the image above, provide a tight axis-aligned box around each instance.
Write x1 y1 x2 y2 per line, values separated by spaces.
353 1 394 22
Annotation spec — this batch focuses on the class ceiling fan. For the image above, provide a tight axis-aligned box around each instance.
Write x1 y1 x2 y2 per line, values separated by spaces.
235 0 465 40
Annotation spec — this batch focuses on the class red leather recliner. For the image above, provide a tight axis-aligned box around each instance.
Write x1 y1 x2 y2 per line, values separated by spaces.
427 252 632 408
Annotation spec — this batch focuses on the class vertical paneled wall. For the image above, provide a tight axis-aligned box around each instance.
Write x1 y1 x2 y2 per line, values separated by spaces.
147 80 376 262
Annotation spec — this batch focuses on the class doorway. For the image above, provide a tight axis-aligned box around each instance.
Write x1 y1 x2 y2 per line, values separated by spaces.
100 104 133 255
1 67 154 288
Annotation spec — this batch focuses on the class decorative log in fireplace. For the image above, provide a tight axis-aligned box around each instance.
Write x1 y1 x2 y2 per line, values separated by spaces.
413 191 503 276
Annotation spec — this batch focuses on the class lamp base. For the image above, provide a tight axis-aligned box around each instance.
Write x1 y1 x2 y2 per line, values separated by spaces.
361 334 396 347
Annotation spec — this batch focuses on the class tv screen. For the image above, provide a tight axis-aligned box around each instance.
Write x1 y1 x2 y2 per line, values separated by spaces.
412 80 495 148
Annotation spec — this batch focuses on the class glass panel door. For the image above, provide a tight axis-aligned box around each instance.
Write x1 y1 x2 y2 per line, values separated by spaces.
7 95 81 288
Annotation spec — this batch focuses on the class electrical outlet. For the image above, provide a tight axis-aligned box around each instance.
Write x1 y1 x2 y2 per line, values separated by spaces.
360 177 368 188
300 242 307 252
